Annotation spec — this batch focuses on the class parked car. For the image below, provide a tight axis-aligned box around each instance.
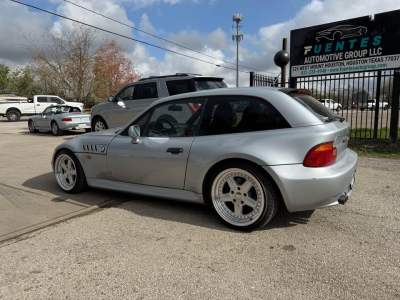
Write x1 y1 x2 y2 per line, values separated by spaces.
0 95 84 122
91 73 227 131
359 99 389 111
28 105 91 136
52 87 358 230
318 99 342 112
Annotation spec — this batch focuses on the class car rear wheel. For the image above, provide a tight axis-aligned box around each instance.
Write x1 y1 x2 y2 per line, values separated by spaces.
93 117 108 132
7 110 21 122
209 163 279 231
28 120 38 133
51 121 64 136
54 150 87 193
336 106 341 112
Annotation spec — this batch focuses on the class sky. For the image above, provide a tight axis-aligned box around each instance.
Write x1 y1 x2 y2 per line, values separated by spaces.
1 0 400 87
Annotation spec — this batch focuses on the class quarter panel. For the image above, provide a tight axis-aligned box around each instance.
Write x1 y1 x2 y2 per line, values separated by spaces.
185 125 346 193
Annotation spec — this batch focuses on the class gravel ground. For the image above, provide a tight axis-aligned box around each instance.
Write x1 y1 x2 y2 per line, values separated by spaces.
0 157 399 300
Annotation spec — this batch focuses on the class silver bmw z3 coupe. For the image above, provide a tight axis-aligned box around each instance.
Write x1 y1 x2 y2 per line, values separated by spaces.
52 87 358 230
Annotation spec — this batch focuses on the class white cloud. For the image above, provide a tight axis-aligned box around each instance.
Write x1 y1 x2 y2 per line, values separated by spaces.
139 13 156 36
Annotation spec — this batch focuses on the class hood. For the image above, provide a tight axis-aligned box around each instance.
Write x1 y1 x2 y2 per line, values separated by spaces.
86 127 122 136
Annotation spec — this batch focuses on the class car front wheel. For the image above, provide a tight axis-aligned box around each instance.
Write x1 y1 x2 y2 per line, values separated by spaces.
54 150 87 193
28 120 38 133
208 163 279 231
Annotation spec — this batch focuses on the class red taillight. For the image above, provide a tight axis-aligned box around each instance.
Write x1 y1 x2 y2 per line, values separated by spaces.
297 89 310 94
303 142 337 167
62 118 72 122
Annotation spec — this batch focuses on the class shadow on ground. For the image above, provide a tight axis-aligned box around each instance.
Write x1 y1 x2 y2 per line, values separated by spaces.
23 172 315 232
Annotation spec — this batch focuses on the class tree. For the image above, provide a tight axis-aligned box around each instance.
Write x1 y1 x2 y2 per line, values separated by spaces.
380 78 393 104
352 89 370 104
26 23 98 105
93 39 141 101
0 64 10 93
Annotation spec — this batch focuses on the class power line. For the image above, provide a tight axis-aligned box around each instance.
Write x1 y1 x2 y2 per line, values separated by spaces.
10 0 253 74
63 0 277 75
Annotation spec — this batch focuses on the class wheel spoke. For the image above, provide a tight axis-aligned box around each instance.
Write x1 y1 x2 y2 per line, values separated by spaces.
61 162 68 171
243 196 257 208
70 169 76 176
240 180 253 193
62 172 68 181
234 202 243 216
226 177 237 191
220 193 232 202
67 159 71 169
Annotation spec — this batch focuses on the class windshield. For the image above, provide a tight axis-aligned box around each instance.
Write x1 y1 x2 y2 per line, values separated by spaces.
289 93 336 120
194 79 227 91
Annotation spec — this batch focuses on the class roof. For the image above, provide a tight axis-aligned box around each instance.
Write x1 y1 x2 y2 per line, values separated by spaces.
138 73 224 82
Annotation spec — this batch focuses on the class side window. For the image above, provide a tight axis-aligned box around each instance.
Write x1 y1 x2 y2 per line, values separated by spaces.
116 86 135 102
198 96 290 136
166 80 193 96
143 98 205 137
37 97 48 103
44 106 58 115
134 82 158 100
50 97 64 104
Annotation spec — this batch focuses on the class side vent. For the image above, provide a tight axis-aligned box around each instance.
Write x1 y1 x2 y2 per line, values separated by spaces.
81 144 107 154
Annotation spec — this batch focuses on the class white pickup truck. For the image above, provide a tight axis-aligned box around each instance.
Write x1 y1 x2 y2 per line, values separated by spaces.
0 95 84 121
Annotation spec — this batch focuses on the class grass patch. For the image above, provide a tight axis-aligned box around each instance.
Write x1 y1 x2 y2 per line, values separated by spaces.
348 127 400 159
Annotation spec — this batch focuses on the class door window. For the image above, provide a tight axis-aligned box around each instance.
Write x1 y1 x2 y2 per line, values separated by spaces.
198 96 290 136
37 97 48 103
143 98 205 137
50 97 64 104
166 80 193 96
134 82 158 100
115 86 135 102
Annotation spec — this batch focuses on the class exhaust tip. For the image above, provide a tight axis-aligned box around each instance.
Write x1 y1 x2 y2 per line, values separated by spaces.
338 194 348 205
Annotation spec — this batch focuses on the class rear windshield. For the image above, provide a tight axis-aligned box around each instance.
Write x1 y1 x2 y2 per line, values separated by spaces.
194 78 227 91
289 93 336 120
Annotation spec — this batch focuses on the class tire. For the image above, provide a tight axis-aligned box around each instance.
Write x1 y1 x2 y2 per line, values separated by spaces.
360 108 364 111
6 110 21 122
371 106 375 111
336 106 341 113
92 117 108 132
28 120 38 133
51 121 64 136
54 150 87 193
207 162 279 231
85 128 91 133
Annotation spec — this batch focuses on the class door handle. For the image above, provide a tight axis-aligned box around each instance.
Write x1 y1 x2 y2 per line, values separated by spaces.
167 148 183 155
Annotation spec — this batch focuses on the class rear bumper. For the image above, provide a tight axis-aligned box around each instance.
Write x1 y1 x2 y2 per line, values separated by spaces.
264 149 358 212
58 121 91 130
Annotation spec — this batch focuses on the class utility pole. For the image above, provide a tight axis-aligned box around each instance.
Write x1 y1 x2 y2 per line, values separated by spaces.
232 14 243 87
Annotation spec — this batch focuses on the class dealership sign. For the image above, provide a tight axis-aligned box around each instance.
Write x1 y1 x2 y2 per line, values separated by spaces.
290 10 400 77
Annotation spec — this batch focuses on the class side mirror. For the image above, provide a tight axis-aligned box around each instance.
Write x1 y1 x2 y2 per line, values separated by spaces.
108 96 114 102
128 125 140 144
27 98 33 103
117 101 126 108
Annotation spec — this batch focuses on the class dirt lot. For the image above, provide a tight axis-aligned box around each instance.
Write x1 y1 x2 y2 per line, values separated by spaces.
0 118 399 300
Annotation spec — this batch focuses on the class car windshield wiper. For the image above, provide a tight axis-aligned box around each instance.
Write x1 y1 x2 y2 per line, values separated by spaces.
324 116 345 122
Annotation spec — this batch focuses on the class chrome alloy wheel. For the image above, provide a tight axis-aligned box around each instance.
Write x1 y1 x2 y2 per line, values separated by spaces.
54 154 77 191
9 112 18 121
52 123 58 135
211 168 265 227
29 121 35 132
94 120 105 131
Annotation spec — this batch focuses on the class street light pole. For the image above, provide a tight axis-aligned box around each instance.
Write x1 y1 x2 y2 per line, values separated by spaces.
232 14 243 87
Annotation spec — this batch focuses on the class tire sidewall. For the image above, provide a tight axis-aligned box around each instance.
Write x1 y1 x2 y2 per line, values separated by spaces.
7 110 20 122
54 150 87 193
208 162 278 231
28 120 36 133
93 117 108 131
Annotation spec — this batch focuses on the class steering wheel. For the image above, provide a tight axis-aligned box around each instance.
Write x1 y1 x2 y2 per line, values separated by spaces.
153 118 177 136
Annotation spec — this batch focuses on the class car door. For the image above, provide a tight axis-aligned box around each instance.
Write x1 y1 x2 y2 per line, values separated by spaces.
107 85 136 127
131 82 159 117
107 97 205 189
35 107 51 128
42 106 57 129
35 96 50 113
